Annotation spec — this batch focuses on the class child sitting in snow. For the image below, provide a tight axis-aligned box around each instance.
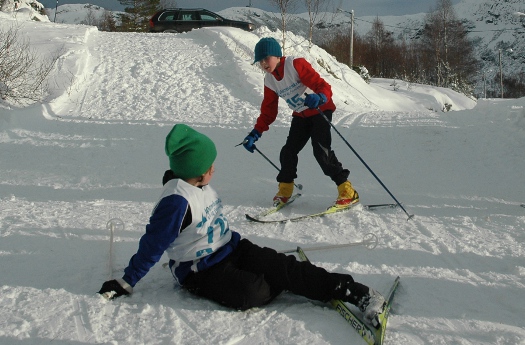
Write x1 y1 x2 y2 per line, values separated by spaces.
98 124 385 326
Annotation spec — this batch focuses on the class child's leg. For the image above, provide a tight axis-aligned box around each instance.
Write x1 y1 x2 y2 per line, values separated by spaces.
233 239 355 302
277 116 311 182
310 111 350 185
183 239 373 311
183 253 282 310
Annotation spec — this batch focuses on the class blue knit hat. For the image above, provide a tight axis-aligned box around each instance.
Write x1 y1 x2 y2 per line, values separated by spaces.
253 37 282 64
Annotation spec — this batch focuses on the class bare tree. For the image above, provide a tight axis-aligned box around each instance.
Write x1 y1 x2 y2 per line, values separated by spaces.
362 17 397 77
0 25 62 105
304 0 333 48
81 5 99 26
267 0 299 53
419 0 477 88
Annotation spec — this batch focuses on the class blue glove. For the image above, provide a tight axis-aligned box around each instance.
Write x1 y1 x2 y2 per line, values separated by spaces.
304 93 327 109
243 129 261 153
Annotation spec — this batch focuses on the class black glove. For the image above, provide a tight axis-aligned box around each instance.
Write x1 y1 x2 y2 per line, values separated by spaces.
98 278 133 300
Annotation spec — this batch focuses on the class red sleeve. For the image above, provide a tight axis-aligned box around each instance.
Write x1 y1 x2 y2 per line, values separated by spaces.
293 58 332 101
254 85 279 134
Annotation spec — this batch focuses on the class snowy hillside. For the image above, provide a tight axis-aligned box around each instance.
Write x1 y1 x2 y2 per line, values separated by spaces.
1 8 525 345
22 0 525 98
0 0 47 21
41 3 120 25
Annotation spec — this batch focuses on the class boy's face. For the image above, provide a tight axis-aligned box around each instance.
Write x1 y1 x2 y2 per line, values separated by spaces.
259 56 280 73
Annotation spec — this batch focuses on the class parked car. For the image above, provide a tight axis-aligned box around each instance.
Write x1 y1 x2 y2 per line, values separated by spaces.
149 8 256 33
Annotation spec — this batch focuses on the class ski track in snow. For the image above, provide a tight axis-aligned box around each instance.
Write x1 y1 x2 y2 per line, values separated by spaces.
1 10 525 345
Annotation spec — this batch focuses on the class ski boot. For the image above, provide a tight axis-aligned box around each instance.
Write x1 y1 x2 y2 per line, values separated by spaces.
342 281 386 328
333 180 359 208
273 182 294 206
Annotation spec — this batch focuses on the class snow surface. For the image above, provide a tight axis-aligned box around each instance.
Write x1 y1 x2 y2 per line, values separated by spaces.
1 10 525 345
35 0 525 99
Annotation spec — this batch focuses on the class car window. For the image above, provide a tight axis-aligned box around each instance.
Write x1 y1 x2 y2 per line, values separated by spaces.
200 14 219 21
178 11 197 21
158 11 177 21
199 11 221 21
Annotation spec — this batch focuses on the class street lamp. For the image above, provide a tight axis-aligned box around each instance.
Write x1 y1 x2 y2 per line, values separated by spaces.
337 8 354 68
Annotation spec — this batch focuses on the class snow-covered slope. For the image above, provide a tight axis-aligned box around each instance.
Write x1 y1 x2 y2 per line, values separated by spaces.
9 0 523 97
1 0 48 21
1 9 524 345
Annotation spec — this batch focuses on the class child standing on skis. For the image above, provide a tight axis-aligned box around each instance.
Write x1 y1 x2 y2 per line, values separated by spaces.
242 37 358 208
98 124 385 326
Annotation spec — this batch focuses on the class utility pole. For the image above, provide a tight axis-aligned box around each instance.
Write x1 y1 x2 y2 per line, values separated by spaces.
350 10 354 67
483 72 486 99
54 0 58 23
499 49 503 99
337 8 354 68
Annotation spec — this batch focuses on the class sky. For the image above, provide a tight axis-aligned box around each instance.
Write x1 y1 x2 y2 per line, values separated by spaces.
37 0 462 16
2 4 525 345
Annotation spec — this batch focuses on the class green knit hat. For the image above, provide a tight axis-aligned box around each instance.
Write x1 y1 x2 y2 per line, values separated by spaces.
165 124 217 179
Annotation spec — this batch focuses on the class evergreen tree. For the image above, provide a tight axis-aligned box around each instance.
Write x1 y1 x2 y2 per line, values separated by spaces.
99 10 117 32
118 0 161 32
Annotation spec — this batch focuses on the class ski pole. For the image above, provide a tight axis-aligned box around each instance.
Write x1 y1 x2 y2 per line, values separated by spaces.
106 218 124 280
236 140 303 190
278 233 378 254
314 105 414 220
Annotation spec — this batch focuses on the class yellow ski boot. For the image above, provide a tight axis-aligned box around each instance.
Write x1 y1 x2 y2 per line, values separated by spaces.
273 182 294 206
334 181 359 208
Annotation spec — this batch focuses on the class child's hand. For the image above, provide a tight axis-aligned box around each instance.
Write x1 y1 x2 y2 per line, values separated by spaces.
304 93 327 109
242 129 261 153
98 279 133 300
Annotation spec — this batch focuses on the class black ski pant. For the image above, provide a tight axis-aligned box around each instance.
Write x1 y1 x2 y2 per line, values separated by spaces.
182 238 357 310
277 110 350 186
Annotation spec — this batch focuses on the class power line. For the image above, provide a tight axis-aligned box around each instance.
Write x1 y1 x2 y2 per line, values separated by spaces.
354 17 420 32
353 17 525 34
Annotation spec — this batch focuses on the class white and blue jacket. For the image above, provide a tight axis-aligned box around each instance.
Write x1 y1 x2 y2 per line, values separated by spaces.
122 179 240 287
